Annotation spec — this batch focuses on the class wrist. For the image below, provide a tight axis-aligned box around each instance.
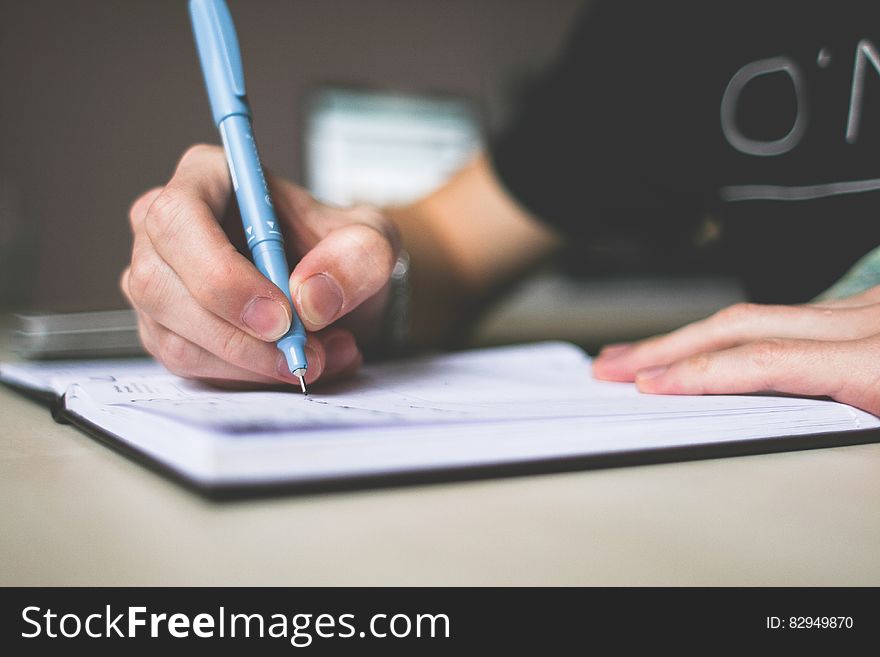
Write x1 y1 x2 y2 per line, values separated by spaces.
362 249 411 359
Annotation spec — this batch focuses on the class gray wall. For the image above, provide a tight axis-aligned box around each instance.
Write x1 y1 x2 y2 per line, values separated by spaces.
0 0 584 310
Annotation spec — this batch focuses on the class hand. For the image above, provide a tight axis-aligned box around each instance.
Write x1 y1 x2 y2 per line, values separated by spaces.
121 144 399 388
592 286 880 415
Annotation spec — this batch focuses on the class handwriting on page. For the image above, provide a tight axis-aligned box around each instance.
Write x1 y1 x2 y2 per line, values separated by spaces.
68 342 869 436
87 345 594 433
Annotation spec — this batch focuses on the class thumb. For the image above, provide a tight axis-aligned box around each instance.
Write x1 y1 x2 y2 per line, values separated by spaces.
289 222 398 332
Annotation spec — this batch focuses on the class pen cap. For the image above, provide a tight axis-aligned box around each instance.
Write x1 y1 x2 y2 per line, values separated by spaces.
189 0 251 125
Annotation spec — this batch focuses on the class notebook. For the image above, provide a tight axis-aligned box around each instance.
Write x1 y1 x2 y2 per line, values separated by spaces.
2 342 879 497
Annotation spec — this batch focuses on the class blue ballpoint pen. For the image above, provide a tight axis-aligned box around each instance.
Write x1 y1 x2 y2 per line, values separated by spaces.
189 0 309 392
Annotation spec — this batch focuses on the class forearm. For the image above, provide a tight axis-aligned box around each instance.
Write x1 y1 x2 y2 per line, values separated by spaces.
386 202 476 348
386 154 561 349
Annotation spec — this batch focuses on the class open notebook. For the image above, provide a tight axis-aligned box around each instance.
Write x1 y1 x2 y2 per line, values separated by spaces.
2 342 879 496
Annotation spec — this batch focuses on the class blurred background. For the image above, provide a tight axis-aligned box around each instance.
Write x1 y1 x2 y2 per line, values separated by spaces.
0 0 743 354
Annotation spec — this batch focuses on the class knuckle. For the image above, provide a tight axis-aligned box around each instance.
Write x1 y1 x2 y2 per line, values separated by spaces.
348 223 396 274
350 205 400 253
714 302 759 324
215 326 252 367
127 255 164 306
158 331 200 376
119 267 132 302
859 385 880 416
179 143 221 166
128 187 162 231
630 336 660 357
193 251 240 309
140 337 159 361
683 352 712 375
749 338 787 369
140 337 161 362
136 322 158 359
144 188 187 244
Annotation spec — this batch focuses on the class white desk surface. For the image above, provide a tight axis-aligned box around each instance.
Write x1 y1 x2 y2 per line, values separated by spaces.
2 351 879 585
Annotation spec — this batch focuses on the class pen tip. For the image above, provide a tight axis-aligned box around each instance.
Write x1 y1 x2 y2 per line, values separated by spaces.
297 375 307 395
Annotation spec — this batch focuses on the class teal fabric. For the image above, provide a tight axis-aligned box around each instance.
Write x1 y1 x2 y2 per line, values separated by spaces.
814 246 880 301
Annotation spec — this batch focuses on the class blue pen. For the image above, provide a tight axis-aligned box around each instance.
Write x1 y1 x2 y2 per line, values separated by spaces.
189 0 308 392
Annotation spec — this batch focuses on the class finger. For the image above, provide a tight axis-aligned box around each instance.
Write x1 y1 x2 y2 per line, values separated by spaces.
593 302 880 382
289 222 397 331
162 144 233 217
136 310 329 387
634 337 880 414
317 326 363 379
119 266 134 307
128 245 357 385
269 174 402 249
128 187 163 234
596 342 632 358
136 315 284 386
266 175 324 252
142 145 293 342
126 245 315 384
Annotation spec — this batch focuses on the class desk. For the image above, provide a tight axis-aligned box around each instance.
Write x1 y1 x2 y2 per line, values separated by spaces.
2 358 880 586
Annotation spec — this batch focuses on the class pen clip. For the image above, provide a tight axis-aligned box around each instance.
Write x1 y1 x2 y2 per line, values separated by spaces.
190 0 249 124
206 0 246 97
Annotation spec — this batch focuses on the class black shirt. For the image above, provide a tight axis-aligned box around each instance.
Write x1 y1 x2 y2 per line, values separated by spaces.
491 0 880 302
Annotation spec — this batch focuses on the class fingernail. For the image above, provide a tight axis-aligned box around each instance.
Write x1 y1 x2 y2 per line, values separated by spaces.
598 343 632 359
276 352 299 381
324 333 359 374
243 297 290 340
636 365 668 381
297 274 344 327
304 344 321 383
276 344 322 384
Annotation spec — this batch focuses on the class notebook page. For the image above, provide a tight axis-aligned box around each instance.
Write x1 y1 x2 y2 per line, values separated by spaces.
67 341 880 434
61 342 880 484
0 358 166 395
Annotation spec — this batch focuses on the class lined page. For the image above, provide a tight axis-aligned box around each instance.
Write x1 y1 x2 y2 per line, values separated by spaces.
67 342 880 433
58 342 880 484
0 358 165 396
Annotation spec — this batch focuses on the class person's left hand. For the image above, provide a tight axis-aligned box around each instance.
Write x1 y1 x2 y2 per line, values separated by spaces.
592 286 880 416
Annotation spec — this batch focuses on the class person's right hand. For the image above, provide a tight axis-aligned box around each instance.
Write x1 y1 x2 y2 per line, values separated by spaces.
121 144 400 388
